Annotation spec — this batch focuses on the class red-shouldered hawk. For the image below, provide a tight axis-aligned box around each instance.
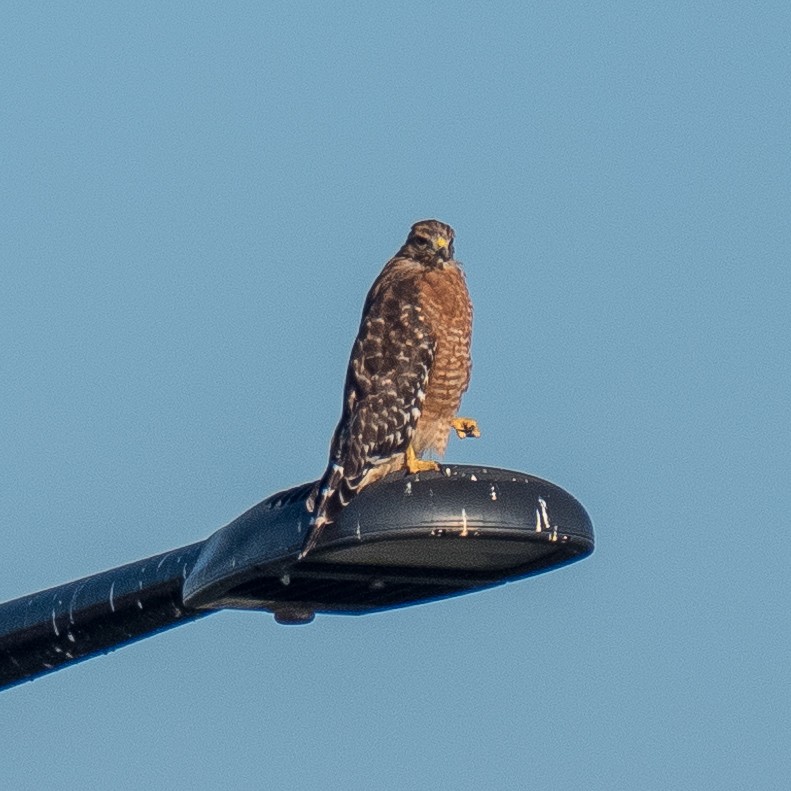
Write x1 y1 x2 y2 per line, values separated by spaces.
301 220 478 558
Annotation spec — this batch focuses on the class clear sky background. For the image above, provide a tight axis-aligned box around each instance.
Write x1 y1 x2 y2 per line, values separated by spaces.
1 3 789 789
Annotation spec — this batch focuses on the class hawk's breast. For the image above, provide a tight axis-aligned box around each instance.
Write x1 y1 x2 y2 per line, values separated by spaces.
413 262 473 456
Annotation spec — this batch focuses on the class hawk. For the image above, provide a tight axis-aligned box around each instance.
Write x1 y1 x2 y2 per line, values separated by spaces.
302 219 479 558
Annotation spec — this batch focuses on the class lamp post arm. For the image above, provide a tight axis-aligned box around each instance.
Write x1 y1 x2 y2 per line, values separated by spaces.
0 541 208 690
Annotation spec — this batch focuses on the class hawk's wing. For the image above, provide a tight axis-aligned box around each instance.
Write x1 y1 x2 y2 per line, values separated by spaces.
334 299 434 485
302 267 434 556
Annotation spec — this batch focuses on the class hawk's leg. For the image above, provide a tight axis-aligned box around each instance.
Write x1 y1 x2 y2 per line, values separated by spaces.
405 443 440 474
450 417 481 439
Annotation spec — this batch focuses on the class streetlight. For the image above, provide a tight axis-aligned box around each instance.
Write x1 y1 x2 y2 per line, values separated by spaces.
0 464 593 690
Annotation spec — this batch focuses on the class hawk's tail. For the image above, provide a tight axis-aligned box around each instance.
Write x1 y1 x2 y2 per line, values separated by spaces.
301 462 346 559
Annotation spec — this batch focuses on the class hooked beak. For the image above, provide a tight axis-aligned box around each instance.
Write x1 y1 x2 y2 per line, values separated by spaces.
433 236 451 260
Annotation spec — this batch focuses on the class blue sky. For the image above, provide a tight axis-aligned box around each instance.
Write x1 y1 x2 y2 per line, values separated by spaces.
2 3 789 789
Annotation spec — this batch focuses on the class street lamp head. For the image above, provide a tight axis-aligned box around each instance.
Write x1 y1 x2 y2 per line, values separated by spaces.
183 465 594 623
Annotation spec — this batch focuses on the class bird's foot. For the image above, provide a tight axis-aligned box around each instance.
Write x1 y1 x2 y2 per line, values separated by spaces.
451 417 481 439
407 458 441 474
405 444 440 475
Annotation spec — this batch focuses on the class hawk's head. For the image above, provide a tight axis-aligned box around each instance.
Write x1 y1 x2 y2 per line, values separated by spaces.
401 219 455 266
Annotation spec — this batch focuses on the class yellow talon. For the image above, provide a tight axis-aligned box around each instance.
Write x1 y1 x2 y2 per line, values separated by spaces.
405 443 440 474
450 417 481 439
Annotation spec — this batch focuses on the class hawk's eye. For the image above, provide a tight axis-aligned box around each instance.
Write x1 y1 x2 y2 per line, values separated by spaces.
412 235 429 247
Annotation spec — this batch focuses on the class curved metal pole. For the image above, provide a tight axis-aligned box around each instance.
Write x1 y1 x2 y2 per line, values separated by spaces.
0 542 208 690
